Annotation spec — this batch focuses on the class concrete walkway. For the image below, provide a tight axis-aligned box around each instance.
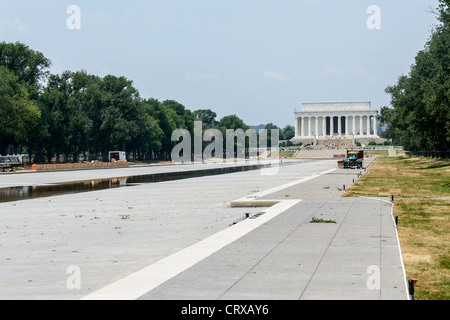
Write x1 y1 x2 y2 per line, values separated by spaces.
0 158 408 300
80 158 408 300
137 165 407 300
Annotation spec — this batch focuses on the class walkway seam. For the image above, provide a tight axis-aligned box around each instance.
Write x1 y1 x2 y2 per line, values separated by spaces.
219 190 343 299
80 168 335 300
298 197 357 299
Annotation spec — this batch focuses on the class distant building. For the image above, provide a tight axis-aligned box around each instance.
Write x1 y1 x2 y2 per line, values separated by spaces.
292 101 379 141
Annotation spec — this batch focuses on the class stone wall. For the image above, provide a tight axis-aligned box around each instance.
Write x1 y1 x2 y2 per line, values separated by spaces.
293 149 347 159
31 160 128 171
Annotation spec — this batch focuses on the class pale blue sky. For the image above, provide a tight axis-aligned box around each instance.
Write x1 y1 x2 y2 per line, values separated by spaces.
0 0 441 127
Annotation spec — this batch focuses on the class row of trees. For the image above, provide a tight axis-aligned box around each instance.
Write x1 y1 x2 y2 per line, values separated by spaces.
0 42 294 163
379 0 450 152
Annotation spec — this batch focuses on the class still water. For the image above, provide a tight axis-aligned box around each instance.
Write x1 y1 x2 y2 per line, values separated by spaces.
0 164 266 203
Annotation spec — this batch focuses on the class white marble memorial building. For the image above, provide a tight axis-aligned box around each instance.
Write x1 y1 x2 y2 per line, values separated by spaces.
293 101 379 140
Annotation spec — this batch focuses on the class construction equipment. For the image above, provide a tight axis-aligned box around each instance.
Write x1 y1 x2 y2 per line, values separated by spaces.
0 155 22 172
108 151 126 162
337 150 363 169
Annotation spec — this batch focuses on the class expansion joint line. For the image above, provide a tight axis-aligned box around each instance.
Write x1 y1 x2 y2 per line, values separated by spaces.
81 168 336 300
219 190 342 300
298 196 357 300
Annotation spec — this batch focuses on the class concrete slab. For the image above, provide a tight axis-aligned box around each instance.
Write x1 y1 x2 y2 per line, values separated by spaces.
0 159 332 299
0 158 408 300
139 160 408 300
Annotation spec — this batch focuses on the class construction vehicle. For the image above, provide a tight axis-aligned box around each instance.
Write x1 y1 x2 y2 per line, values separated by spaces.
0 155 22 172
337 150 363 169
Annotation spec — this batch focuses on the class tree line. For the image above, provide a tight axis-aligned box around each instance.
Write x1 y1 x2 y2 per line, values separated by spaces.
0 42 294 163
379 0 450 152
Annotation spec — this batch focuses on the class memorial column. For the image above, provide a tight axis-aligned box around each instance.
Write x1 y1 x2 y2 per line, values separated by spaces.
330 116 334 136
308 117 312 137
301 117 305 137
352 116 356 135
315 117 319 138
322 116 326 137
373 115 377 137
359 116 363 136
338 116 342 135
345 116 348 136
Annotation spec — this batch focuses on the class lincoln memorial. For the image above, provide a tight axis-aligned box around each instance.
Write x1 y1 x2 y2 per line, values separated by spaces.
292 101 379 141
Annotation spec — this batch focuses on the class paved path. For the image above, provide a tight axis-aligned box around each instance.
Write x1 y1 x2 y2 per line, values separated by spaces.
84 159 408 300
0 158 408 300
136 166 407 300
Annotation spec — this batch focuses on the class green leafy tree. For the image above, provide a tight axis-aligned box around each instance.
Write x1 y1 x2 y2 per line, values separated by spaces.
0 66 41 155
384 0 450 151
281 125 295 140
0 42 50 158
264 123 280 148
162 99 195 134
377 106 397 142
144 98 183 160
39 71 93 162
1 41 267 163
129 100 163 160
218 114 251 157
218 114 249 131
0 41 51 99
193 109 218 129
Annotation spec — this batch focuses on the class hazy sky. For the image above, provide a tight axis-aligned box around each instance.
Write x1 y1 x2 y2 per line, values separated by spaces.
0 0 441 127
